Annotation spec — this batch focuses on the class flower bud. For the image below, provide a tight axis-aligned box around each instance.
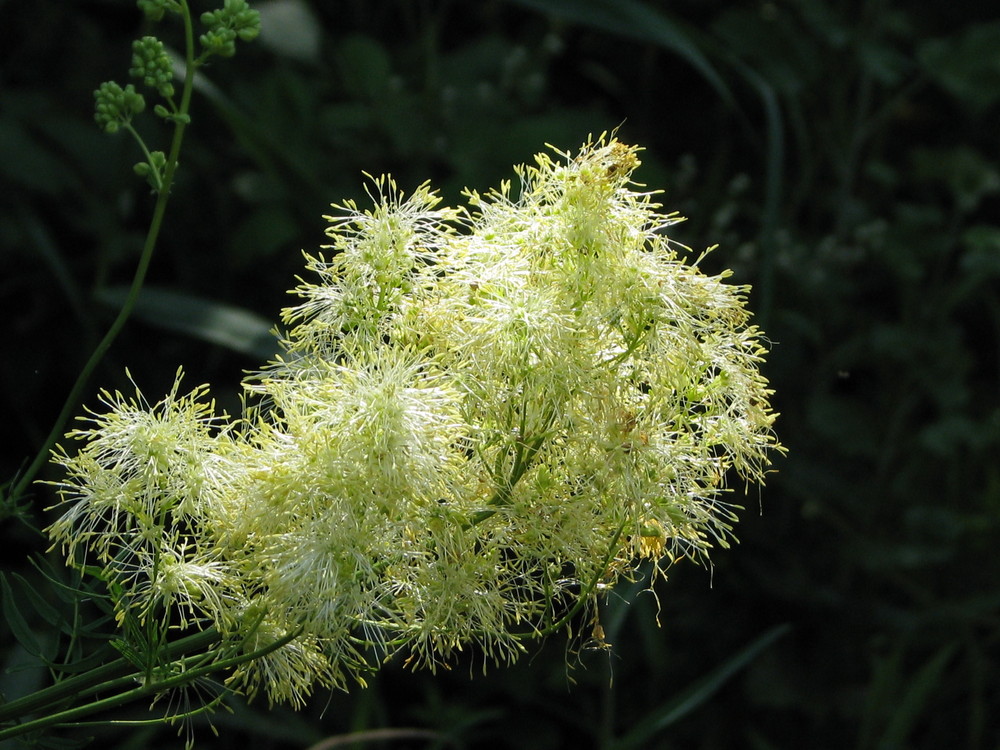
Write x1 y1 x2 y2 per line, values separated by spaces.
93 81 145 133
129 36 175 98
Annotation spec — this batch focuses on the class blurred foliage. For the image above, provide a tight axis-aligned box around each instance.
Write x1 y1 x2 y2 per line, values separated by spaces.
2 0 998 748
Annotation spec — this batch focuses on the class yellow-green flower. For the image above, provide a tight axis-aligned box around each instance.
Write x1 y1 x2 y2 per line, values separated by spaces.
49 135 783 708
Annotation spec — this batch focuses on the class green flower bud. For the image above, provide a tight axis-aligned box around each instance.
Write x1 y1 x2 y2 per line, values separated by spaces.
129 36 175 98
93 81 145 134
152 103 192 125
199 27 238 58
148 150 167 171
136 0 181 22
134 151 167 191
200 0 261 57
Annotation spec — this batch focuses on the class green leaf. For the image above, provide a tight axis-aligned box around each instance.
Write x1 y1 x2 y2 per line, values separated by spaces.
612 623 792 749
10 573 62 630
96 286 278 360
919 22 1000 111
1 573 41 658
877 643 959 748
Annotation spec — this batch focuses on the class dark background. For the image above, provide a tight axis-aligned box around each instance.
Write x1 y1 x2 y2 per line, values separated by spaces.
2 1 999 748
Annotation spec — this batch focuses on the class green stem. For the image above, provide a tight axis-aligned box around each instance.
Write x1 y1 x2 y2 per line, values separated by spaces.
0 628 219 725
0 627 298 743
468 404 555 527
9 1 199 506
524 518 627 640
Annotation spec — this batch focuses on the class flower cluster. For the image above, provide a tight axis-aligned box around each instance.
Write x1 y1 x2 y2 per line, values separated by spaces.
130 36 175 98
93 0 260 191
93 81 146 134
199 0 261 58
48 137 782 707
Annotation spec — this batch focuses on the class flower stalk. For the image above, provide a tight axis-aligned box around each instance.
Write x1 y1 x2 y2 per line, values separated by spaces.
7 0 260 508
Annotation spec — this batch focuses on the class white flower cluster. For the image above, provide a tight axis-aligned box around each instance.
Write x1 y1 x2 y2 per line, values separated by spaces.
49 136 782 707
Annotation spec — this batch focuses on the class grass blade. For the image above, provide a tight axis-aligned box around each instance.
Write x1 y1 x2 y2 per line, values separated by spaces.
878 643 958 748
96 286 278 361
612 623 791 749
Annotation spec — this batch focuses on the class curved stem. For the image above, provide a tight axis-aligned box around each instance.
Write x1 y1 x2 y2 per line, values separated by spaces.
9 3 200 505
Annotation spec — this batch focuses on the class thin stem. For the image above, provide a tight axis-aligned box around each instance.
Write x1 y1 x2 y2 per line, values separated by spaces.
123 122 164 190
9 3 200 505
0 628 298 743
468 403 556 527
523 519 627 640
0 629 220 724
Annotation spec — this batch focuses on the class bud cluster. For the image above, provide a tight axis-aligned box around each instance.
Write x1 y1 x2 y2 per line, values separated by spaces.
129 36 175 98
200 0 262 58
92 0 261 190
93 81 145 134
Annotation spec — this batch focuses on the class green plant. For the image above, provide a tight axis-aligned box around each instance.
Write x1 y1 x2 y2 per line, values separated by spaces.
1 1 798 746
2 14 785 727
2 129 782 745
6 0 261 515
6 1 1000 747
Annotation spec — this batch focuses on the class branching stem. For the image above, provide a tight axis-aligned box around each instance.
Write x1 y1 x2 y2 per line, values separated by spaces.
9 1 199 505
